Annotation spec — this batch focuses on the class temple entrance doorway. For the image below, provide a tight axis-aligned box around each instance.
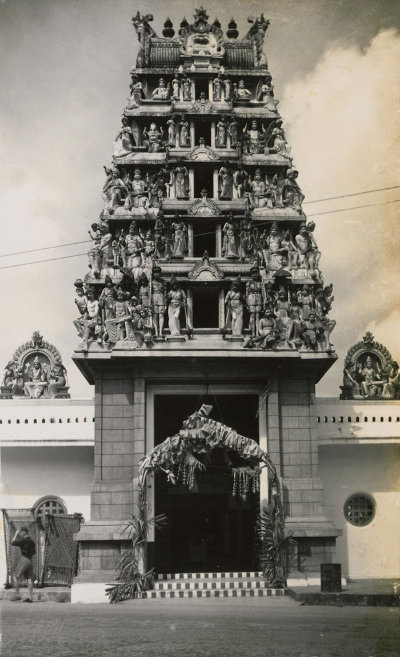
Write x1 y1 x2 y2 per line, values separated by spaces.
152 394 259 572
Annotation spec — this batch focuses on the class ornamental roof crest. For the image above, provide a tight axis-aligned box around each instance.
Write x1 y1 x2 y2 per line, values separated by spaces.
189 191 221 215
1 331 70 400
179 7 224 57
188 252 224 280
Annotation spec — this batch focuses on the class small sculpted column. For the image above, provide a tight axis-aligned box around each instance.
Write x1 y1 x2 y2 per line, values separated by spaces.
190 121 195 147
213 168 219 199
189 168 194 198
211 121 216 148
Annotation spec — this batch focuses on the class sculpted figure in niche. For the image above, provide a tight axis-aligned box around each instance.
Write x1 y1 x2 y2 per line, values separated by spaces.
295 223 315 271
264 222 283 271
99 275 116 321
125 221 144 280
239 216 255 260
282 168 304 213
249 169 267 207
218 166 233 200
152 78 170 100
222 217 238 258
300 311 323 352
143 122 164 152
224 77 232 102
234 80 252 100
167 117 177 147
280 230 298 269
179 117 190 147
167 277 187 336
243 121 265 155
228 117 239 148
171 217 188 258
215 119 227 148
173 166 190 199
359 355 382 398
137 272 151 310
24 356 48 398
213 74 223 101
73 279 88 338
268 126 291 160
244 307 280 350
172 77 180 99
129 168 148 209
142 230 156 279
182 76 192 101
102 167 127 212
151 266 166 338
258 74 278 112
114 116 136 157
48 359 68 398
233 165 249 199
127 75 143 108
82 288 99 351
224 277 244 336
246 266 263 336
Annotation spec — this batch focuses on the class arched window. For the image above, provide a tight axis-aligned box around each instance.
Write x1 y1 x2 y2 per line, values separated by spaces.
344 494 375 527
33 496 67 520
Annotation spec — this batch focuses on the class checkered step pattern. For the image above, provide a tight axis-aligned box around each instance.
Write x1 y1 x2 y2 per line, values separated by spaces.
139 572 287 599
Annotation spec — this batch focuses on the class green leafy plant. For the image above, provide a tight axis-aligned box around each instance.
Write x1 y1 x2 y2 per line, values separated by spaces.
106 484 167 603
257 495 296 588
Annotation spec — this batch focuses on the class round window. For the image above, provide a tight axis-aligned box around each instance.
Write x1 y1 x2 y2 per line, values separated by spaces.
344 494 375 527
33 496 67 519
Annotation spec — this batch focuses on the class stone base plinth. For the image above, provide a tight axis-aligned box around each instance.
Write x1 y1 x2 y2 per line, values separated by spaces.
165 335 186 342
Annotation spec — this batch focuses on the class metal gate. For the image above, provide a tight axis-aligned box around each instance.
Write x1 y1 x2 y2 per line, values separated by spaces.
2 509 82 587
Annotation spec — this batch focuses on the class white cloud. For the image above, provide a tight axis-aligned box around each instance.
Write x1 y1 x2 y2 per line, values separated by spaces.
280 29 400 394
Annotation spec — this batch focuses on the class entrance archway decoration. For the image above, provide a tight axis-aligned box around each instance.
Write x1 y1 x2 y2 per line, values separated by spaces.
139 403 279 498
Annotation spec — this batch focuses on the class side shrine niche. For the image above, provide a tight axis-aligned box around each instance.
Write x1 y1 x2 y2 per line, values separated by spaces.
340 332 400 400
73 7 335 356
1 331 70 399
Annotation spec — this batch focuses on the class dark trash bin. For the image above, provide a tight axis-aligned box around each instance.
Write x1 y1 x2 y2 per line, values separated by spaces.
320 563 342 592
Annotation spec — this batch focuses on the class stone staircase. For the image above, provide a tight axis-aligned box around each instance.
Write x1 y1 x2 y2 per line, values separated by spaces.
139 571 288 599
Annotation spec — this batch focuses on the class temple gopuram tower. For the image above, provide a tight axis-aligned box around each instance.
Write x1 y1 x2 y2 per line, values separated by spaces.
73 8 339 592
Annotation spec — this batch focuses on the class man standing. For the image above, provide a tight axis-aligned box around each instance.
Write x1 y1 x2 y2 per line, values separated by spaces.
11 527 36 602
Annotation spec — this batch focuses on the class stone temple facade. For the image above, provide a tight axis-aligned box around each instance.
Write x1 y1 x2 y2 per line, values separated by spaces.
72 9 339 588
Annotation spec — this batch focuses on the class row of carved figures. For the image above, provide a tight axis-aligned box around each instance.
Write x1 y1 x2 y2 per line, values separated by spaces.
114 116 289 157
86 218 319 278
102 164 303 214
127 74 277 109
73 273 334 352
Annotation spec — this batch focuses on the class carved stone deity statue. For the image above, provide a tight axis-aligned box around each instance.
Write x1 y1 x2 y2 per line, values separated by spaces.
131 12 156 68
172 77 180 99
221 217 238 258
224 77 232 102
99 275 116 321
173 166 190 199
233 166 249 198
23 356 48 398
171 218 188 258
263 222 283 271
218 167 233 200
249 169 267 207
295 224 313 271
234 80 252 100
215 119 227 148
245 14 270 67
282 168 304 213
167 277 187 336
243 120 265 155
102 168 127 212
152 78 170 100
258 75 278 112
212 74 223 101
127 75 143 109
48 359 68 398
228 117 239 148
179 117 190 147
82 288 100 351
143 122 164 152
224 278 244 336
128 168 149 209
245 267 263 336
114 116 136 157
167 117 177 147
244 307 280 350
151 266 166 339
125 221 144 280
182 76 192 101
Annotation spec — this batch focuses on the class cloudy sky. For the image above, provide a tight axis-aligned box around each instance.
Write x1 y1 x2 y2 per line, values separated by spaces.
0 0 399 398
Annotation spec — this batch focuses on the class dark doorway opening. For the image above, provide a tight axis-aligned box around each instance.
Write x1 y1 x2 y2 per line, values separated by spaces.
195 120 211 146
192 286 220 328
195 78 210 100
192 221 216 257
152 394 259 573
193 166 213 198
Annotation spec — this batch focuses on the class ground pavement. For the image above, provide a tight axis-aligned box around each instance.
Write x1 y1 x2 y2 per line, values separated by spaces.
2 597 399 657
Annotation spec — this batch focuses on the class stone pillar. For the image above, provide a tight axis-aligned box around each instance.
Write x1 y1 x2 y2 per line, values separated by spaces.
190 121 195 147
208 79 213 100
211 121 216 147
189 168 194 198
213 168 219 199
216 224 222 256
187 223 194 256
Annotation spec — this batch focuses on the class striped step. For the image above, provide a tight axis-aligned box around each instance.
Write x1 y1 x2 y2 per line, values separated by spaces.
157 572 263 580
139 588 286 599
154 580 275 591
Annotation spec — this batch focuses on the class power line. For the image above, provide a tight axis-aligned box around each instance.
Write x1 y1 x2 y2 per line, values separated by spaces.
0 240 91 259
0 197 399 270
308 198 400 217
303 185 400 205
0 252 87 271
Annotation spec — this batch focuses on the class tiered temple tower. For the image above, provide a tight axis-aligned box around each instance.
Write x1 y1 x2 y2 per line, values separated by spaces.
73 9 339 586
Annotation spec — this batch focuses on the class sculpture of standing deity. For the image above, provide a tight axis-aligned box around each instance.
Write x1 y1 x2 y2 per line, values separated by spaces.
215 119 227 148
167 277 187 336
151 266 166 339
222 217 238 258
173 166 190 199
212 74 223 101
182 76 192 101
114 116 136 157
179 117 190 147
246 267 263 336
171 217 188 258
224 278 244 336
258 74 278 112
218 167 233 200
